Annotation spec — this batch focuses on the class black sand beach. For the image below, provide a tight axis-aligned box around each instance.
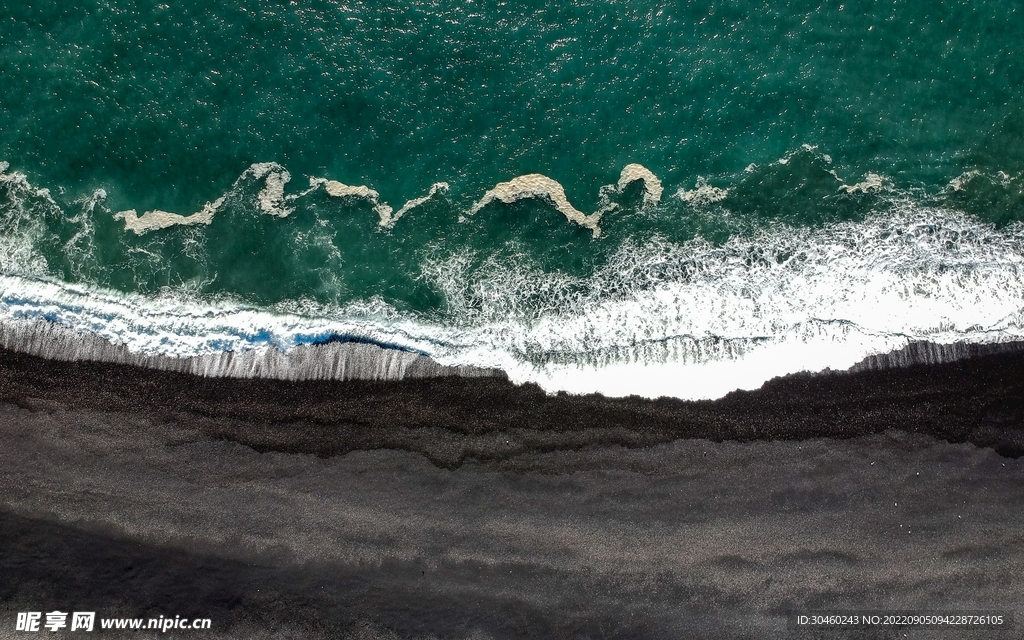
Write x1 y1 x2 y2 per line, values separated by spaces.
2 343 1024 465
1 346 1022 638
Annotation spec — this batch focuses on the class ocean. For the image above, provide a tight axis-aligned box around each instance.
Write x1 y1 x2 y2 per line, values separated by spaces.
2 0 1024 399
3 4 1024 637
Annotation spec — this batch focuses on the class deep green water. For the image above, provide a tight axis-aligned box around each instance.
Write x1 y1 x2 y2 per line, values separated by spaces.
2 1 1024 397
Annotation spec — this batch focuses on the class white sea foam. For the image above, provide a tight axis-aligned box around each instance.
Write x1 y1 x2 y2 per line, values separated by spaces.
0 162 57 275
948 170 981 192
115 200 222 235
839 172 885 194
471 173 600 235
4 201 1024 399
315 178 449 228
945 169 1015 193
253 163 295 217
112 162 453 235
63 188 107 278
317 179 380 201
470 164 663 238
309 177 388 224
107 161 664 238
675 177 729 207
380 182 450 228
7 158 1024 399
422 204 1024 398
113 162 294 234
616 163 663 209
0 274 477 376
0 162 107 278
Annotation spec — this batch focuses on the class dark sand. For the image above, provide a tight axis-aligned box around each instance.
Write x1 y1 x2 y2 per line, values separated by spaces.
1 347 1022 638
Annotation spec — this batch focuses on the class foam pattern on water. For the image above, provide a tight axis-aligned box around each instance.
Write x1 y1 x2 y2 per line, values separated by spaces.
3 197 1024 398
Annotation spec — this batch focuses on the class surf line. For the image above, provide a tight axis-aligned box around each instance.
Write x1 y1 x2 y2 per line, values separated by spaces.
112 163 662 238
468 164 663 238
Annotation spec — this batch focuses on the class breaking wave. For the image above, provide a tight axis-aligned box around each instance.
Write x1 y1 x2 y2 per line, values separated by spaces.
2 186 1024 398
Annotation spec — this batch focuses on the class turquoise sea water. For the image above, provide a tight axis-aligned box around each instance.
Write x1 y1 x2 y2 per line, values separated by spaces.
2 1 1024 397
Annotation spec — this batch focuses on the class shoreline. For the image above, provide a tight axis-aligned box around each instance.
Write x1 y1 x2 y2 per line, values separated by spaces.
0 318 500 382
2 332 1023 464
6 316 1024 387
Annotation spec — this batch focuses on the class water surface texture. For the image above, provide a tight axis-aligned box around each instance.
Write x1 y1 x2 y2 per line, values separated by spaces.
2 1 1023 397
